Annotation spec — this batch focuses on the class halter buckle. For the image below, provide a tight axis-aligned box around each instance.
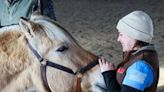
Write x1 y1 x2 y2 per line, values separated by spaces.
76 71 83 78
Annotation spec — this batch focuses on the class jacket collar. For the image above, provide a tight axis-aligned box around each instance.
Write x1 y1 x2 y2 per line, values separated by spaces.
132 44 156 55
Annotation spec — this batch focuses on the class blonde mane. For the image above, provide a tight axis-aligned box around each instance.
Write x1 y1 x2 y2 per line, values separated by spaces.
0 30 37 90
31 15 79 47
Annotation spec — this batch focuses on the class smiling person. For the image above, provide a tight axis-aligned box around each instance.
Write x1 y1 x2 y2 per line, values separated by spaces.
99 10 159 92
0 0 56 28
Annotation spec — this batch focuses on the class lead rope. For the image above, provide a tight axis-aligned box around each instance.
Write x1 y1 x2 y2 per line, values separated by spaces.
76 77 82 92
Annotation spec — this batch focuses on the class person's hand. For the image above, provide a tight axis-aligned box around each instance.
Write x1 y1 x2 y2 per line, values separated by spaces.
98 57 115 73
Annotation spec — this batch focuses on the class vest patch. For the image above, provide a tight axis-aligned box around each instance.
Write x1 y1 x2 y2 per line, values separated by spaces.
128 69 147 84
117 67 125 74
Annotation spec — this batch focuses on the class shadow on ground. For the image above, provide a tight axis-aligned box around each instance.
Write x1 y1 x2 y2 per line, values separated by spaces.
158 86 164 92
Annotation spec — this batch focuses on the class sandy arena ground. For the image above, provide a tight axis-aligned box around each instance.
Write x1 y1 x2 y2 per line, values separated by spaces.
53 0 164 91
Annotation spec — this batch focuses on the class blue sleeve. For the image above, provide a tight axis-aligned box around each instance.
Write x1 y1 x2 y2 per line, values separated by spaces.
122 60 154 91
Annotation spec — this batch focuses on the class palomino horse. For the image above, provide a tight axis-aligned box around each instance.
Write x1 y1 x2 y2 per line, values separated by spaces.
0 15 106 92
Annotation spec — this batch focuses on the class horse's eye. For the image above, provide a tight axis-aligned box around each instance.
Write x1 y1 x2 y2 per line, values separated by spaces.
56 45 68 52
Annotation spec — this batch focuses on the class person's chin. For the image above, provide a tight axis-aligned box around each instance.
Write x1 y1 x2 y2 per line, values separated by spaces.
122 48 129 52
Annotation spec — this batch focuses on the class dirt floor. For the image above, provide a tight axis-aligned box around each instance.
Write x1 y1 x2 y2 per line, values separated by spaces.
53 0 164 91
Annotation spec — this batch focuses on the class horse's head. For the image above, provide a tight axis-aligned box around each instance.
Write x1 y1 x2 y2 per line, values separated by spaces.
19 15 106 92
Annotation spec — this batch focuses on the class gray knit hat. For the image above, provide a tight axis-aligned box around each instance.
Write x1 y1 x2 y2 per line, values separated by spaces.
116 10 154 43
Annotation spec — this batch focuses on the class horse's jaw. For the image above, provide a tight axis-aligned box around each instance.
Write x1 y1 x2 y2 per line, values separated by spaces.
91 80 107 92
81 65 106 92
92 84 107 92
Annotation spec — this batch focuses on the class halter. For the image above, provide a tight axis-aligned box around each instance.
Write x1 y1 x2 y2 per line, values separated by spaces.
27 41 98 92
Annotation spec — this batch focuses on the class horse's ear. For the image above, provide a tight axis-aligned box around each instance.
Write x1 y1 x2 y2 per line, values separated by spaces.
32 10 41 16
19 17 35 38
31 10 41 20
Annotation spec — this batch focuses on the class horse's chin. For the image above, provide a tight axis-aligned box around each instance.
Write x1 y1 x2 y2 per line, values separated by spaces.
92 83 107 92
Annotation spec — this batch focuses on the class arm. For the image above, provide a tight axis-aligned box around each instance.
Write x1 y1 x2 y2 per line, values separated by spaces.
99 57 120 92
99 58 154 92
102 71 120 92
102 71 142 92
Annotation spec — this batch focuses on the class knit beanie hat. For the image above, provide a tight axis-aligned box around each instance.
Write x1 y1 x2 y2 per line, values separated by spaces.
116 10 154 43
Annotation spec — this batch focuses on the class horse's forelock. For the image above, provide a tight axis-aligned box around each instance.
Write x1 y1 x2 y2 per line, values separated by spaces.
30 15 54 24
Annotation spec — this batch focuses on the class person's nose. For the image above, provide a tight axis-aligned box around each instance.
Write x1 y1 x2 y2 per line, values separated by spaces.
117 36 120 42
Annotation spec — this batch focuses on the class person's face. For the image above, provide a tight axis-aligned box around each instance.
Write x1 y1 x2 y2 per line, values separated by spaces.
117 32 137 52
